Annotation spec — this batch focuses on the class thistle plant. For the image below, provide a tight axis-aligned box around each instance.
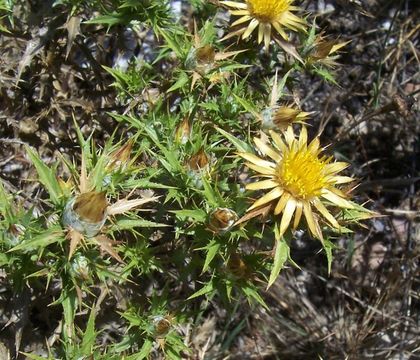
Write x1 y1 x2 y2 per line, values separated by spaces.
0 0 377 358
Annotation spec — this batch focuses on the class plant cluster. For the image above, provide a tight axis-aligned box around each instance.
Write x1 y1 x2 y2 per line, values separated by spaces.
0 0 375 358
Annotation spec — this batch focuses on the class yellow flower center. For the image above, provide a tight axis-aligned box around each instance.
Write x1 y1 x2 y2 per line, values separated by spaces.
278 147 329 200
247 0 291 22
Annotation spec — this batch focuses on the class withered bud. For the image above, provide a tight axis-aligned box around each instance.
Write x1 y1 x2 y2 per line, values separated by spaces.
311 40 337 60
308 37 350 67
391 93 414 117
107 140 133 171
186 45 216 74
187 147 209 172
227 253 249 278
261 105 311 131
142 87 160 105
208 208 238 233
73 191 108 223
174 117 191 144
196 45 216 66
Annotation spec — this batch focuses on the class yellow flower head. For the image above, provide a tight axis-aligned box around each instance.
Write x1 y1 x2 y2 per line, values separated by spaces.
239 127 355 240
221 0 306 49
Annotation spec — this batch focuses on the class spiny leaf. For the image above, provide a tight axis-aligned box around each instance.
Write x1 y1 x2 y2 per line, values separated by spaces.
187 280 214 300
215 127 252 153
267 235 289 289
26 146 62 205
80 306 97 355
201 239 220 273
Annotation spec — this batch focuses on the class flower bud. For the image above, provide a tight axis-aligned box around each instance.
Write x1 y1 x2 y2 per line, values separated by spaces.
62 191 108 237
261 105 310 131
174 117 191 145
186 147 209 173
107 140 133 171
227 252 249 278
186 45 216 74
6 223 25 246
151 315 173 338
142 87 160 106
208 208 238 233
71 254 90 280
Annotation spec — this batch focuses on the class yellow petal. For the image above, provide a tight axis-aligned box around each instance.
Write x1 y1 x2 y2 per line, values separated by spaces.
279 198 296 237
272 21 288 41
221 1 248 9
248 187 284 211
293 202 303 229
258 23 264 44
313 198 339 228
303 202 322 239
240 152 276 168
230 10 250 15
231 15 252 27
269 130 287 153
324 162 349 174
284 126 295 146
274 192 290 215
242 18 259 39
245 162 276 176
298 126 308 148
321 189 353 209
246 179 278 190
308 137 321 154
253 137 281 162
331 176 354 184
263 24 271 50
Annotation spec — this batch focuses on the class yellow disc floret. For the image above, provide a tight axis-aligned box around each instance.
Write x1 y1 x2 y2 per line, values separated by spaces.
279 148 329 200
247 0 291 22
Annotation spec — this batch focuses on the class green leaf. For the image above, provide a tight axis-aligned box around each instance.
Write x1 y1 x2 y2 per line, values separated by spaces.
215 127 252 153
157 26 184 58
202 239 220 273
187 280 214 300
19 353 51 360
81 307 96 355
167 71 189 93
170 209 207 222
322 239 336 275
26 146 62 205
0 179 12 222
136 339 153 359
9 226 64 253
267 236 289 289
84 13 125 27
201 177 220 207
242 284 269 310
313 67 338 84
62 288 77 342
110 218 169 231
232 93 258 116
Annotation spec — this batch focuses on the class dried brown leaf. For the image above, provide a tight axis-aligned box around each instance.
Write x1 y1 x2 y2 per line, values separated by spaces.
107 196 160 216
66 16 81 60
95 235 124 263
274 38 304 63
234 203 273 226
67 227 84 260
